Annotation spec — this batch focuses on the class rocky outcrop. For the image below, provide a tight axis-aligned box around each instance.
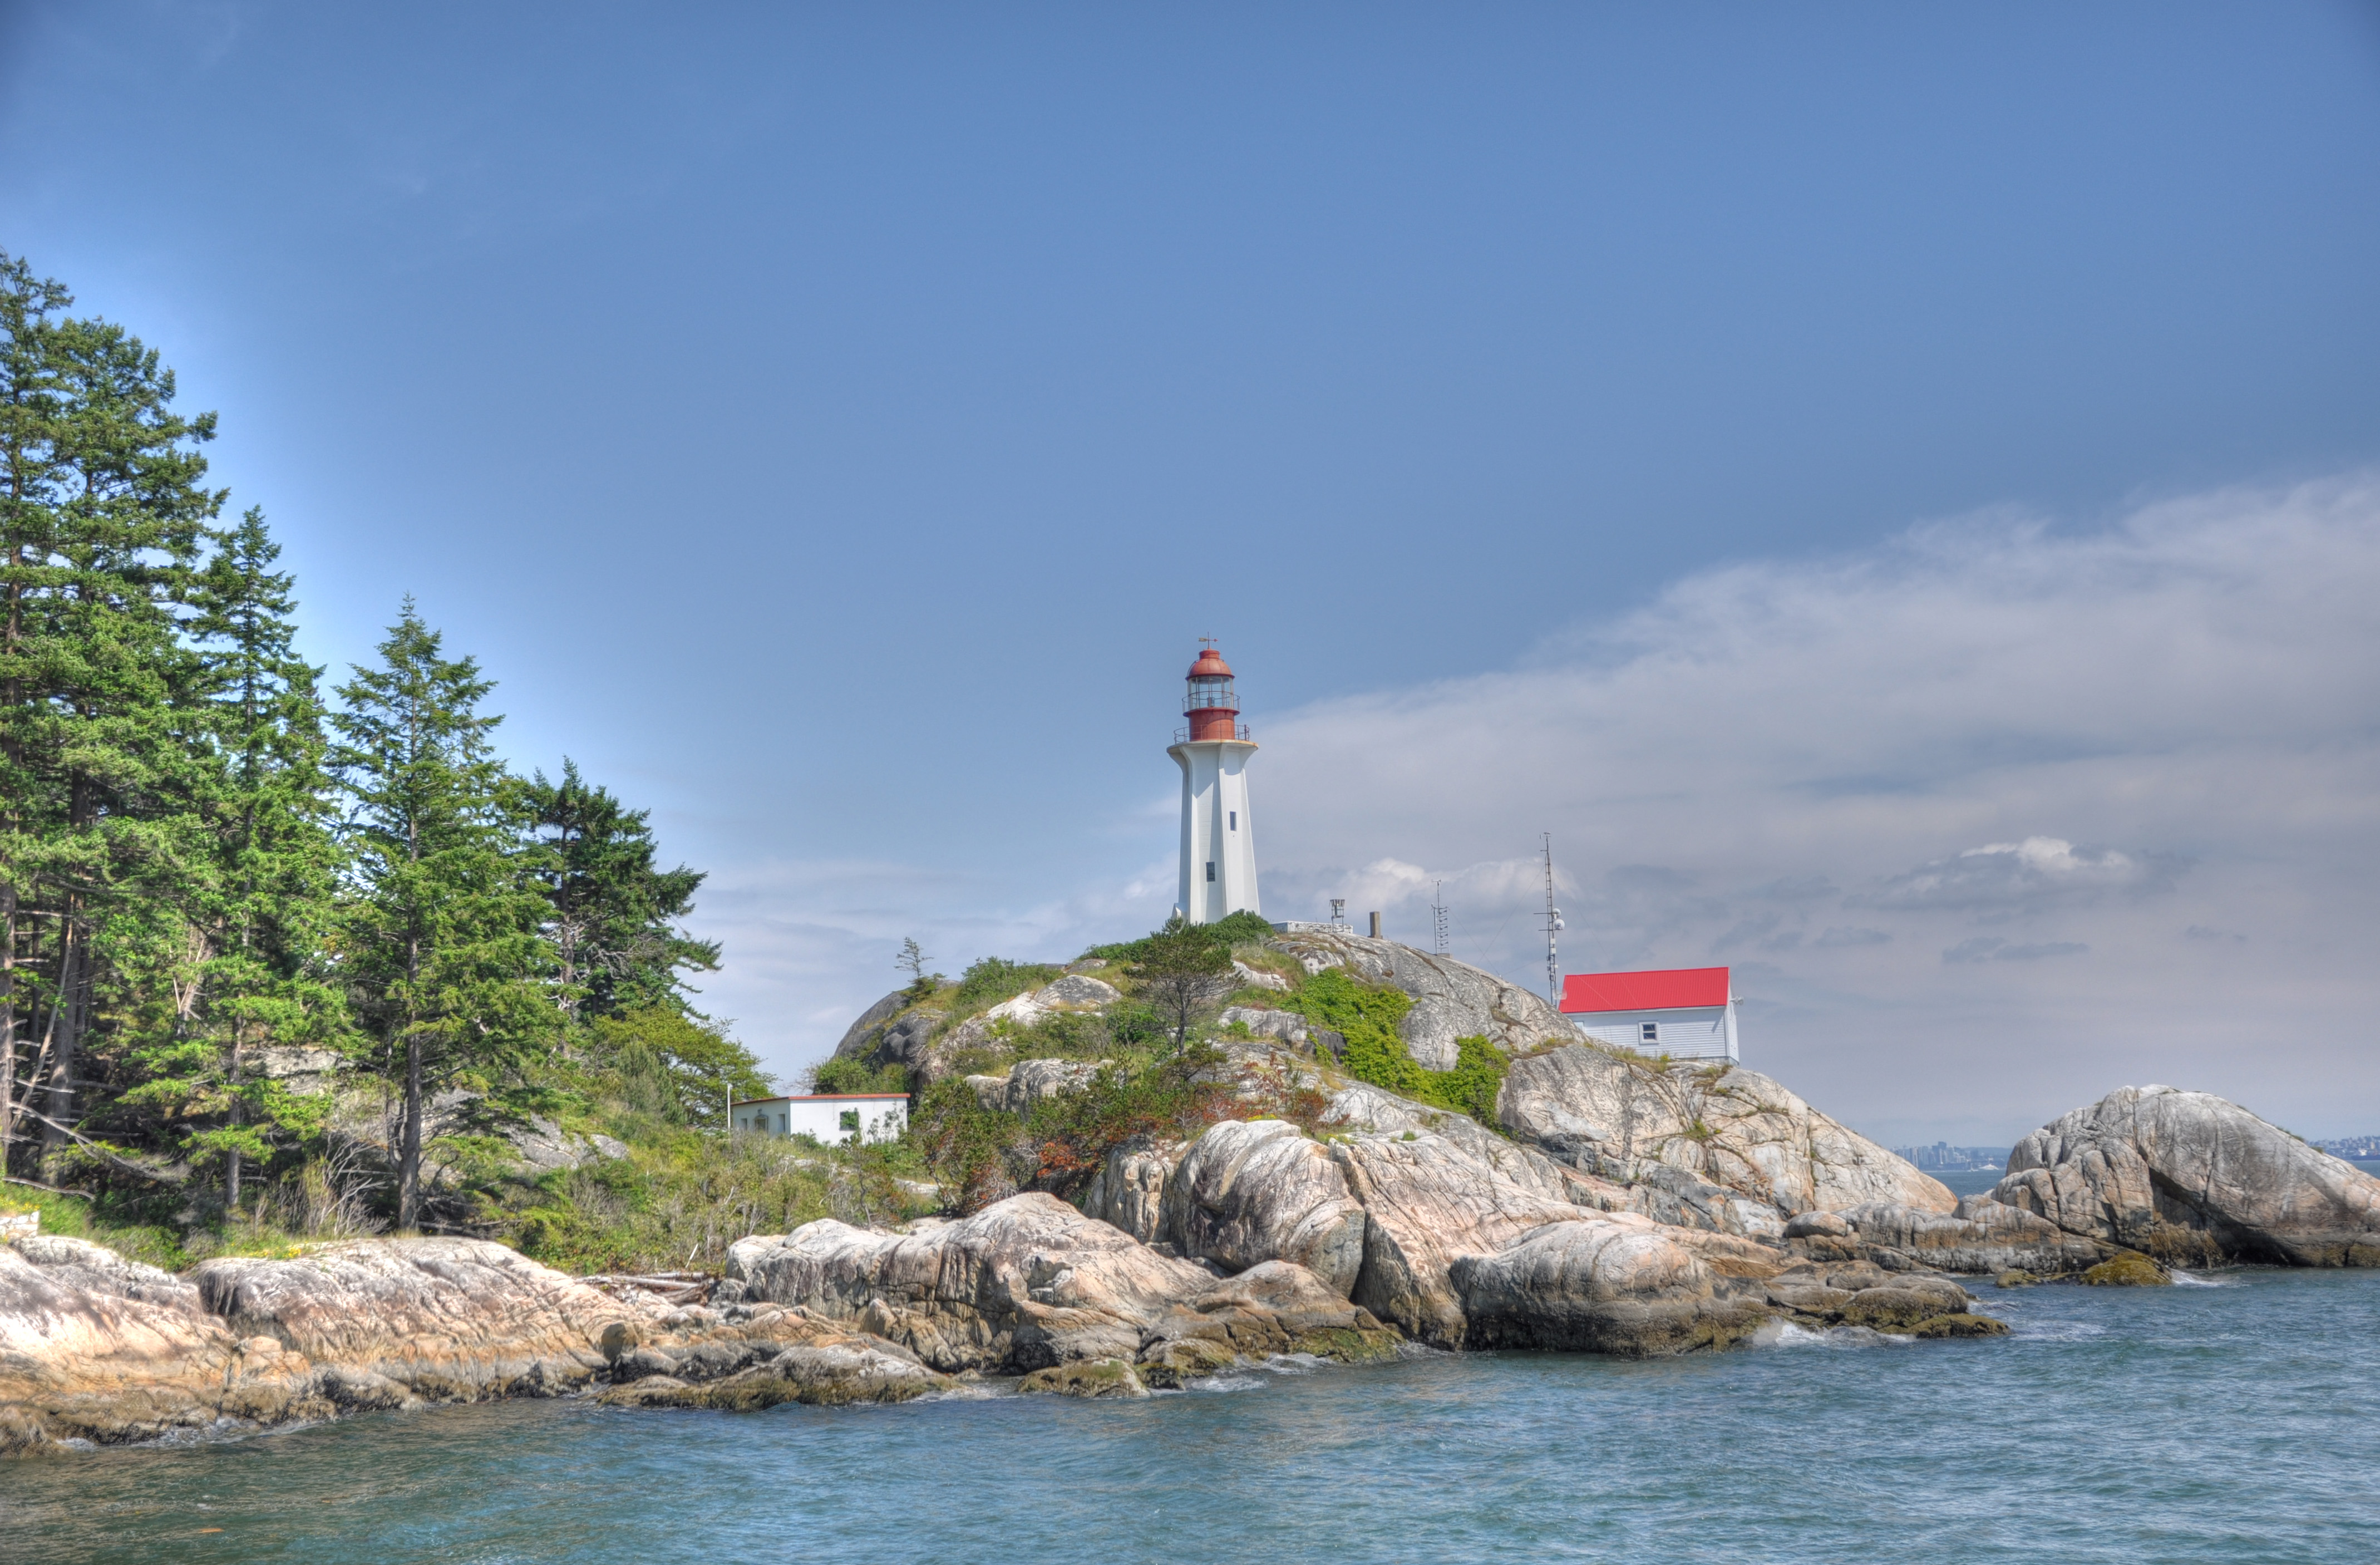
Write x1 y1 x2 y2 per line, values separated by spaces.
191 1239 626 1401
832 988 914 1059
1163 1120 1368 1296
730 1195 1220 1372
1081 1138 1182 1246
1757 1260 2000 1334
1451 1217 1768 1356
966 1056 1107 1115
597 1317 953 1409
1832 1200 2102 1276
1 1235 722 1452
727 1196 1401 1387
1327 1130 1583 1345
1221 1005 1343 1060
1987 1085 2380 1266
1264 928 1572 1067
1499 1046 1953 1218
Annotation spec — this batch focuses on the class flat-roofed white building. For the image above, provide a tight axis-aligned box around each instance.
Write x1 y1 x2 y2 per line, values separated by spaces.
732 1092 909 1145
1559 966 1738 1062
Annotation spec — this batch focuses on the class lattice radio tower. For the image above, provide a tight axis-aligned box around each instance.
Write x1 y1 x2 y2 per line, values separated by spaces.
1431 880 1450 957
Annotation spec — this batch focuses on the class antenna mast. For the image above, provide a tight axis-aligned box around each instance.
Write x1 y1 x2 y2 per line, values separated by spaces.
1431 880 1450 957
1541 833 1564 1005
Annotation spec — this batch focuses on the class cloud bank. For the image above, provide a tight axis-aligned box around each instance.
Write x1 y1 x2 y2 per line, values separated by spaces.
702 475 2380 1144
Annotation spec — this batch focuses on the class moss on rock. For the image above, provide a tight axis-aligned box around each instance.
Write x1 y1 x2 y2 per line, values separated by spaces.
2081 1250 2171 1286
1017 1359 1150 1398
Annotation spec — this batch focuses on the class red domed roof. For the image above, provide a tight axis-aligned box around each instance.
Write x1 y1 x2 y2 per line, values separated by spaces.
1187 646 1234 680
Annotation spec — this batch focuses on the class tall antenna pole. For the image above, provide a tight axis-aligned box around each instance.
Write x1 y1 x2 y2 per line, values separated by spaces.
1541 833 1564 1005
1431 880 1450 957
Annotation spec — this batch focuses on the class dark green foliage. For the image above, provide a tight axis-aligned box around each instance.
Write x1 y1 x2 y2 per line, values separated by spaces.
1127 916 1233 1050
517 760 719 1021
585 1006 771 1132
1289 970 1508 1128
908 1044 1240 1214
333 603 559 1227
810 1056 909 1096
1289 967 1422 1094
1423 1036 1509 1125
1086 907 1273 963
947 956 1057 1015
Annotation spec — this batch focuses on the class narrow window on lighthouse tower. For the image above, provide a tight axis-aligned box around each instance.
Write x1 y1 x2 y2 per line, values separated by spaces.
1205 862 1216 882
1229 811 1237 830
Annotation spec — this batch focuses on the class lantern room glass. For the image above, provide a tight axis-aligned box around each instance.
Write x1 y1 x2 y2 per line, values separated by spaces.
1184 675 1235 712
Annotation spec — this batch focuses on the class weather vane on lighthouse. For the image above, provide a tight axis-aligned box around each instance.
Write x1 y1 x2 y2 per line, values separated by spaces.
1170 642 1261 924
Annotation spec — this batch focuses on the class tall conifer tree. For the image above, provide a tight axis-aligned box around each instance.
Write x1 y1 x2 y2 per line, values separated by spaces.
334 603 554 1228
0 252 220 1175
519 760 720 1022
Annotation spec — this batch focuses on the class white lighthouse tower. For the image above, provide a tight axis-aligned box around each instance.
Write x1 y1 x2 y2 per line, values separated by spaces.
1170 642 1261 924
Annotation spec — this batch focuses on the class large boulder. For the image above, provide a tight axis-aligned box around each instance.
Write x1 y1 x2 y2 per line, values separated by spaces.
192 1238 624 1401
1163 1120 1368 1296
1081 1138 1182 1246
1451 1217 1768 1356
1499 1046 1953 1217
1835 1199 2101 1276
728 1195 1218 1372
1135 1260 1401 1386
1987 1085 2380 1266
1327 1130 1582 1345
830 988 915 1060
1263 928 1573 1067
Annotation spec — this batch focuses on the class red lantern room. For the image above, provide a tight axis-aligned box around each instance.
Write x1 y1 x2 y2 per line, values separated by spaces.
1182 644 1244 741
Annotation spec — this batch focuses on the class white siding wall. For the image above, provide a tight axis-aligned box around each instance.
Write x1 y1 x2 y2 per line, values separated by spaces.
1171 739 1262 923
732 1096 909 1145
1568 1003 1737 1062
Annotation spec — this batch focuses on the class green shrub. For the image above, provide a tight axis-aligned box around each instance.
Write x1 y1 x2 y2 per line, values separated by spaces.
810 1056 910 1095
1419 1036 1508 1124
1086 909 1274 964
1289 968 1423 1095
947 957 1059 1016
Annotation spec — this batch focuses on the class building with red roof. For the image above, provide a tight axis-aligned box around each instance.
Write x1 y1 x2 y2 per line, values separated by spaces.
1559 966 1738 1062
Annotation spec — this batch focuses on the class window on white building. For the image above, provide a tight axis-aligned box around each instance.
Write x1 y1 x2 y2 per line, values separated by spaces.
1229 811 1236 830
1205 862 1216 882
839 1110 860 1133
1641 1022 1659 1042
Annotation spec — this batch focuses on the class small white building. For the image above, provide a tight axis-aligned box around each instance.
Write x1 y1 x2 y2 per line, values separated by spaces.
732 1092 909 1145
1560 966 1738 1062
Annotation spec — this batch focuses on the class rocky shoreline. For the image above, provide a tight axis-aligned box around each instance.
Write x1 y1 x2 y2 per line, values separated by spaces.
6 931 2374 1455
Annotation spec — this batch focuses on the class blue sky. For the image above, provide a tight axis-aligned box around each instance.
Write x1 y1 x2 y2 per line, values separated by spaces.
6 3 2378 1141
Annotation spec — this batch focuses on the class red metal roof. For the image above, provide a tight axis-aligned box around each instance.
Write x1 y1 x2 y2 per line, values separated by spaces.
1187 646 1234 680
1561 967 1731 1013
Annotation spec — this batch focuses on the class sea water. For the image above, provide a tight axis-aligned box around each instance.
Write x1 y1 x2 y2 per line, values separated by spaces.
7 1267 2375 1563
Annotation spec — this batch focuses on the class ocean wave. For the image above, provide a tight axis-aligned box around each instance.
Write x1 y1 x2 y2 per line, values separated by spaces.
2169 1269 2235 1287
1185 1372 1265 1393
2011 1320 2108 1342
1751 1320 1914 1350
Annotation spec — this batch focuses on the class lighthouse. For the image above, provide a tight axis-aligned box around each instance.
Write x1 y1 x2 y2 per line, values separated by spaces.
1169 643 1262 924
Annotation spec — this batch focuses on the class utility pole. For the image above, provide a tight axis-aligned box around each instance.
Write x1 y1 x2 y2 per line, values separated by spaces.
1541 833 1564 1006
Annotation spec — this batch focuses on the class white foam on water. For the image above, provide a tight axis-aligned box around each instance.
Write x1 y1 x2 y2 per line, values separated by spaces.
2169 1269 2235 1287
2012 1319 2109 1342
1185 1372 1264 1393
1262 1353 1324 1375
1751 1320 1914 1350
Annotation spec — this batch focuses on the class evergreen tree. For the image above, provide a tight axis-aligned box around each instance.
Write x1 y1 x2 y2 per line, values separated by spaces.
517 760 719 1022
116 510 348 1210
0 252 221 1178
333 603 555 1229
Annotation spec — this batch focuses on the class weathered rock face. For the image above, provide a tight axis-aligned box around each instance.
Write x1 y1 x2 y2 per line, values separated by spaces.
193 1238 623 1401
1164 1120 1368 1297
1499 1046 1954 1218
1081 1138 1182 1246
967 1057 1107 1115
1 1235 693 1453
1988 1085 2380 1266
1264 928 1573 1067
1757 1261 1994 1335
729 1195 1218 1372
831 988 914 1060
1451 1218 1768 1356
727 1196 1403 1384
598 1318 954 1409
1835 1200 2102 1276
1328 1131 1583 1345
